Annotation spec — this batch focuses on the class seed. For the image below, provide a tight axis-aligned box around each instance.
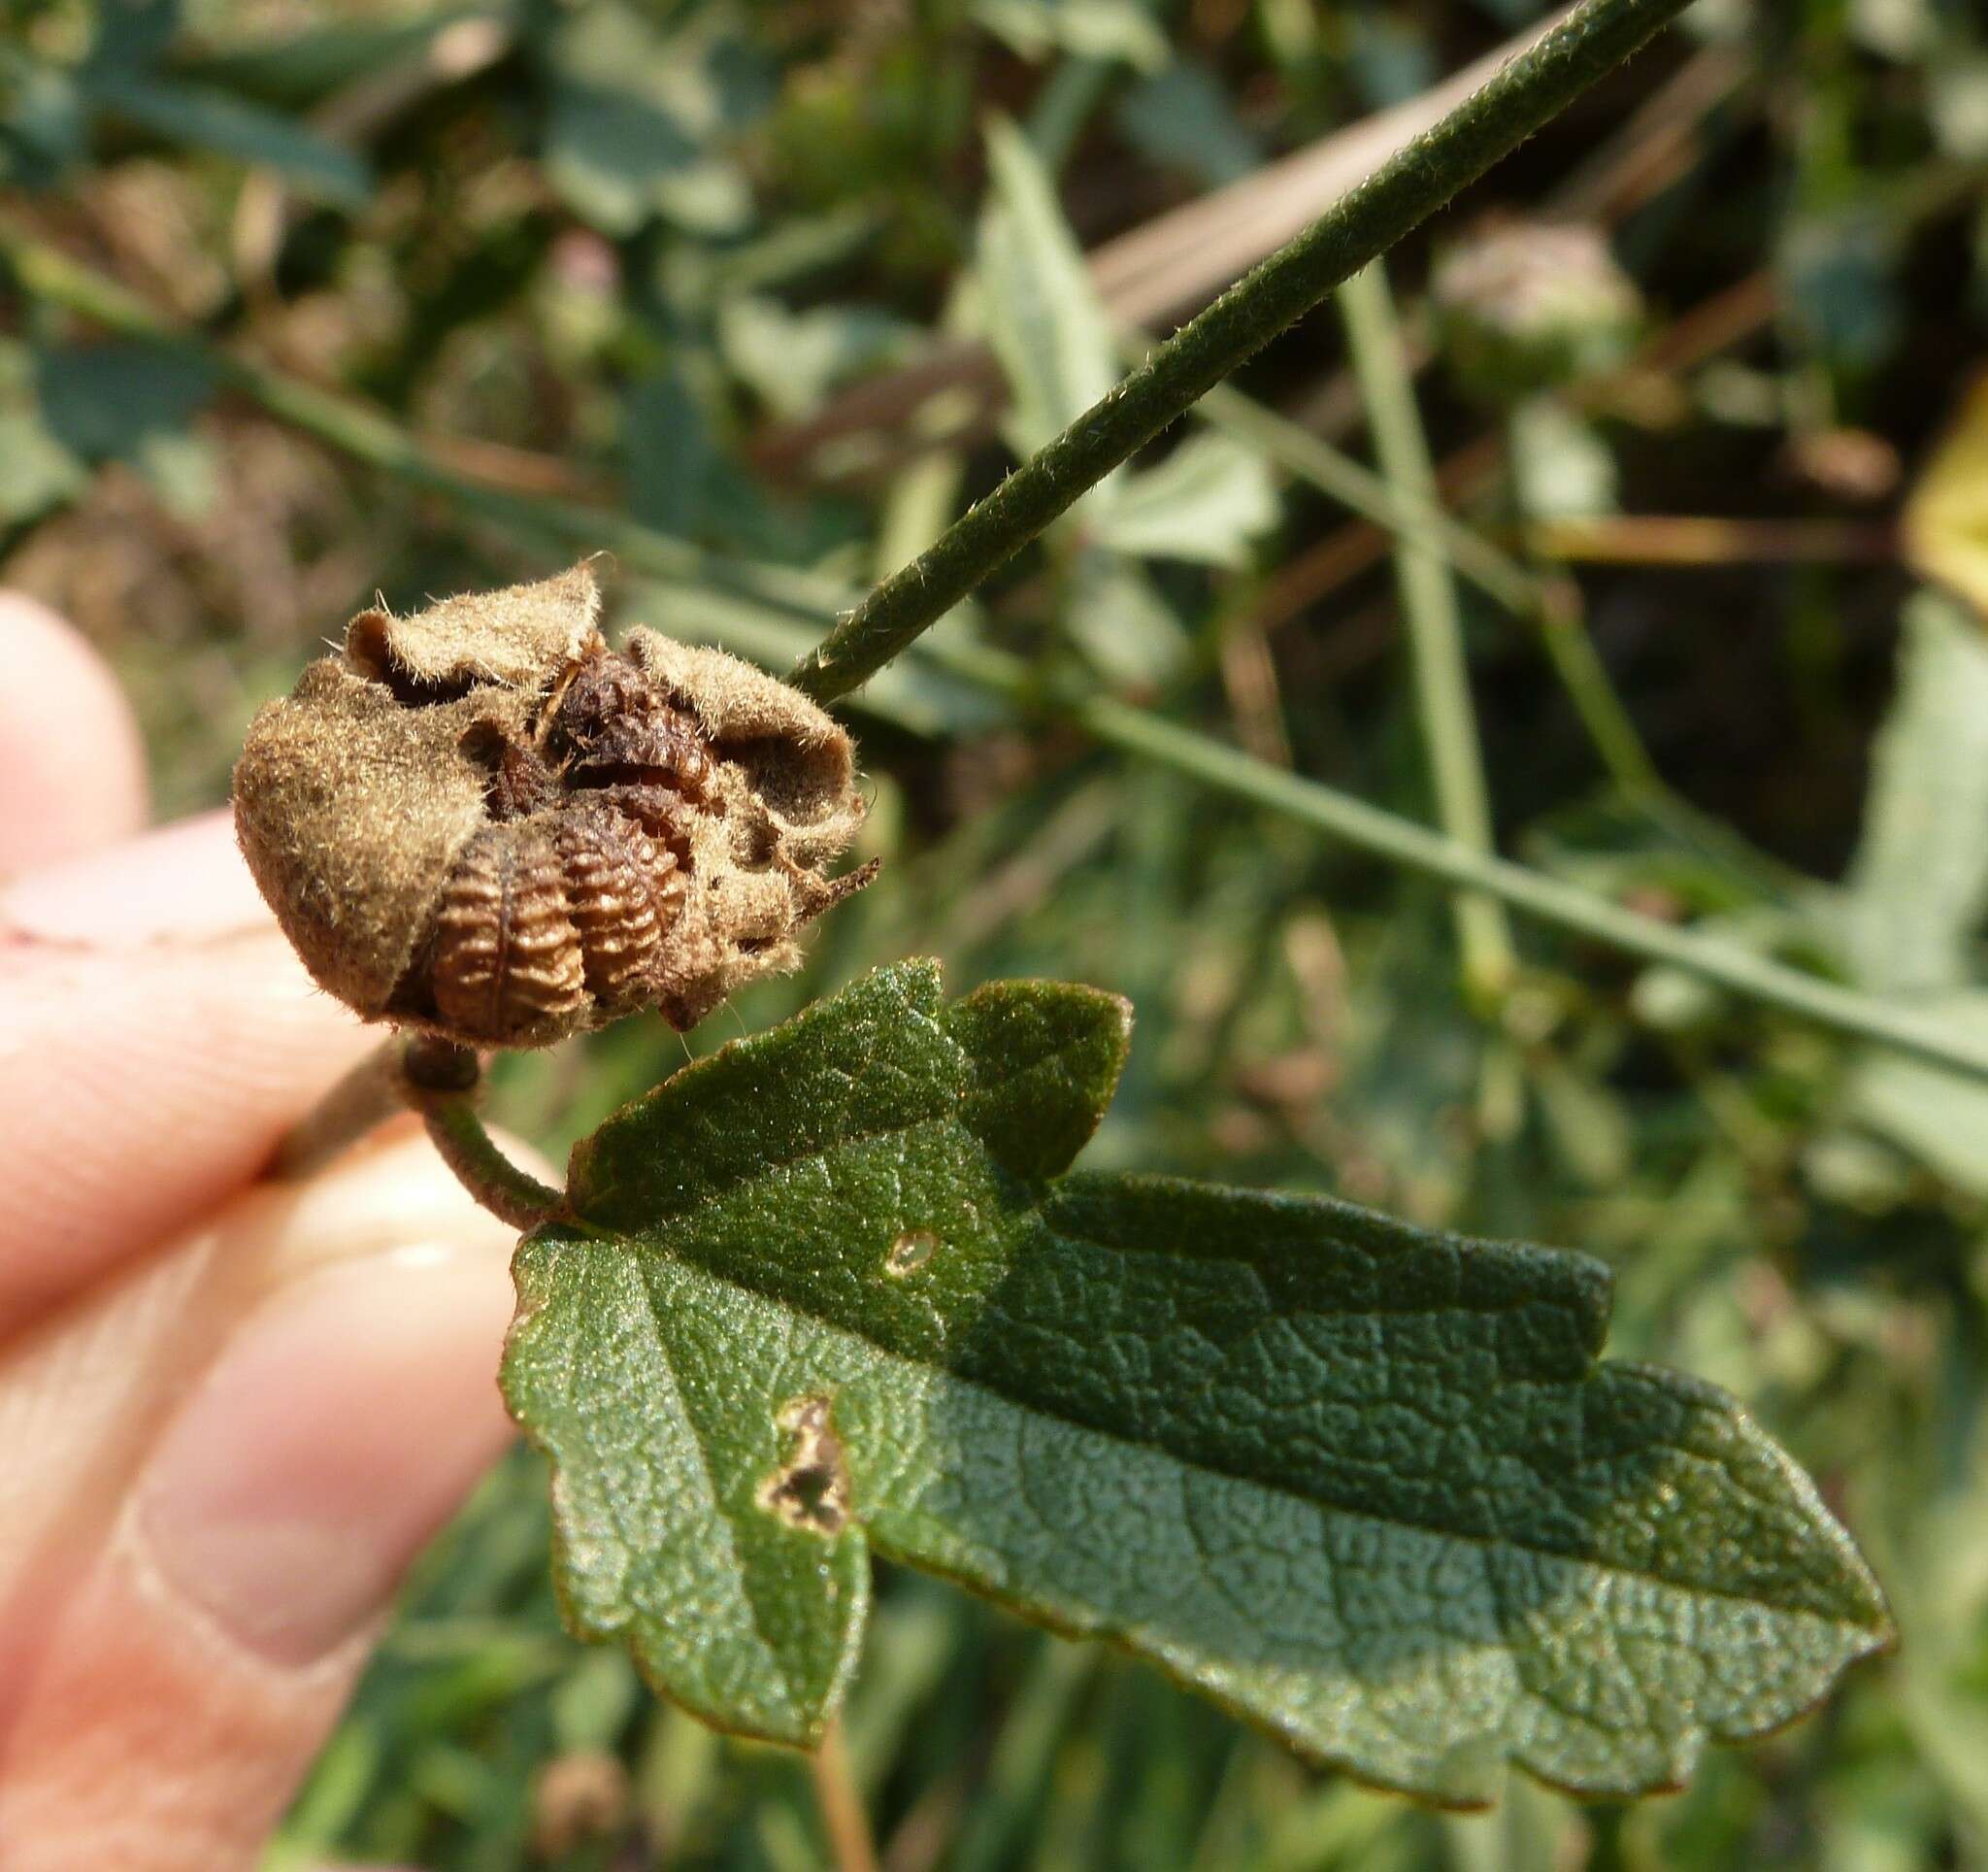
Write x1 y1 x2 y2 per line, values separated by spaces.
429 823 587 1045
550 650 714 803
461 719 559 820
557 803 686 1012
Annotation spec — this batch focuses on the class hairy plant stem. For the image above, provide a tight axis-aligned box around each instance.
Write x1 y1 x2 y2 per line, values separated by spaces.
269 1039 410 1181
399 1040 564 1230
1338 259 1515 1004
784 0 1694 704
418 1097 565 1232
271 1033 565 1230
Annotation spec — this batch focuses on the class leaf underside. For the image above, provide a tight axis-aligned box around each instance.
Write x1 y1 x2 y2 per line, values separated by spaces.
500 961 1890 1807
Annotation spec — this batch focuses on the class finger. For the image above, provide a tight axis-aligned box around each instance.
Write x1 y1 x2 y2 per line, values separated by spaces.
0 816 377 1333
0 932 379 1333
2 809 270 948
0 595 149 876
0 1121 533 1871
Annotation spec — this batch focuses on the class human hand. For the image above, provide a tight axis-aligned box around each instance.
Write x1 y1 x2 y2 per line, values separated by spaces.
0 595 526 1869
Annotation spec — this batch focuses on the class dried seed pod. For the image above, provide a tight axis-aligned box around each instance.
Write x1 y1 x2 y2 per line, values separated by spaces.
232 561 874 1049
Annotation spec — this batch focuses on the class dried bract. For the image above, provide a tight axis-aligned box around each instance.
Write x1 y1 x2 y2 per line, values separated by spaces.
233 562 874 1048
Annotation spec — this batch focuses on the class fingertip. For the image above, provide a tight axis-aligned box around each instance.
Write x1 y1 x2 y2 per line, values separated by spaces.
129 1116 523 1688
0 594 150 875
138 1236 518 1666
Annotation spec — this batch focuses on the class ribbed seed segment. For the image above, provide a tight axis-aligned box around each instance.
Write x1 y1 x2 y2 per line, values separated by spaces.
557 806 687 1012
551 651 715 803
580 706 714 802
430 825 586 1044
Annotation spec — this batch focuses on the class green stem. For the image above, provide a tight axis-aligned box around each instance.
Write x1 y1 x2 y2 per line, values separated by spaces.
1147 337 1704 852
1533 577 1668 800
784 0 1693 704
419 1096 565 1232
1059 679 1986 1080
268 1031 565 1226
1146 338 1700 835
395 1038 563 1229
1338 259 1515 1002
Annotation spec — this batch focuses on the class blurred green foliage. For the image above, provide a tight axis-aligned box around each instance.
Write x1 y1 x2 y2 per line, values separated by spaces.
6 0 1988 1865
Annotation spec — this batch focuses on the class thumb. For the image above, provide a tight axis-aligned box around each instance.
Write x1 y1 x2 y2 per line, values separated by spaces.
0 1121 536 1871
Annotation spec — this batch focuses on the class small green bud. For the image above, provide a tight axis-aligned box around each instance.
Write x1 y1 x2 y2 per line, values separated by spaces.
1430 219 1642 403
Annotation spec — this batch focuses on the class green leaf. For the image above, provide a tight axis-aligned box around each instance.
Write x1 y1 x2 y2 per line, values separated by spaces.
544 82 750 237
717 295 921 421
1114 60 1266 187
83 0 182 75
1838 590 1988 1192
83 70 371 207
0 50 87 188
33 339 215 464
1060 551 1191 686
976 117 1120 465
540 5 753 237
1090 433 1278 568
971 0 1170 72
0 404 84 520
1844 589 1988 995
175 11 497 111
1850 992 1988 1195
0 341 84 522
503 962 1889 1802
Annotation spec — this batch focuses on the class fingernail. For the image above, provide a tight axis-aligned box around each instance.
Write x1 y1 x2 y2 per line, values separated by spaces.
137 1245 517 1667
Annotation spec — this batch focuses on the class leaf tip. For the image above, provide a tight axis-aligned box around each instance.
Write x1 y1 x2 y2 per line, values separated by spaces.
947 974 1133 1180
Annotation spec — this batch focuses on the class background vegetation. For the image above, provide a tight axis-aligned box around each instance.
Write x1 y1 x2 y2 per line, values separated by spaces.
5 0 1988 1864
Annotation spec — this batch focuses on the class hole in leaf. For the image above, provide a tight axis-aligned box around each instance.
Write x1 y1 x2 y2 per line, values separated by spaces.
884 1230 939 1277
757 1394 850 1537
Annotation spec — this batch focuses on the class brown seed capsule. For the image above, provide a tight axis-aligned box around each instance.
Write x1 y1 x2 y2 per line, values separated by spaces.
232 561 874 1050
428 822 588 1047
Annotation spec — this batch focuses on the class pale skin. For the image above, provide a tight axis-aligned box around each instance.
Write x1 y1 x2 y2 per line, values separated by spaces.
0 593 538 1870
